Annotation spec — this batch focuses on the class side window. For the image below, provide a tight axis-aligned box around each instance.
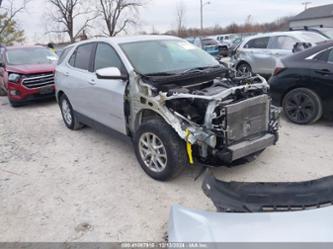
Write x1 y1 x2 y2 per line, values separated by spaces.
94 43 125 74
68 51 76 67
314 49 331 62
269 36 298 50
244 37 269 49
328 49 333 63
72 43 95 71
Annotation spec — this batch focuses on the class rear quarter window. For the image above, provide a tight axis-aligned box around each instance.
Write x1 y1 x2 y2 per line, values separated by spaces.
69 43 95 71
58 47 73 65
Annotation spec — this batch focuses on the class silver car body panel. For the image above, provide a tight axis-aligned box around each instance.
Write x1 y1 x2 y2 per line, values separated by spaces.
168 204 333 242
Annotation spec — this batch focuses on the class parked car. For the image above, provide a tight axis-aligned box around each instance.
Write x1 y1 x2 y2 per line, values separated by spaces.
55 36 280 181
211 34 239 47
270 40 333 125
192 37 228 57
232 31 328 76
0 46 58 107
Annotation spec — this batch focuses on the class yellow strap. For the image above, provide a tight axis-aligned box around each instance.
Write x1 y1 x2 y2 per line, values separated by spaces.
185 129 194 165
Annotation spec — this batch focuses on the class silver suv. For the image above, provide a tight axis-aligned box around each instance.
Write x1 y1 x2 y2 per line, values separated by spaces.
55 36 280 181
232 31 327 75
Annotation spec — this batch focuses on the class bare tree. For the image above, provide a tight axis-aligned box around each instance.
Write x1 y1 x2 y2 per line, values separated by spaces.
176 1 186 36
48 0 96 42
97 0 143 37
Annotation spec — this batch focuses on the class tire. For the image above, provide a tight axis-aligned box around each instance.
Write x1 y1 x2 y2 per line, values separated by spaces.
59 94 84 130
133 118 187 181
237 62 252 75
283 88 322 125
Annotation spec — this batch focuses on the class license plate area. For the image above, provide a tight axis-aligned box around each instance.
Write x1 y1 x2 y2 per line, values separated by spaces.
39 86 54 95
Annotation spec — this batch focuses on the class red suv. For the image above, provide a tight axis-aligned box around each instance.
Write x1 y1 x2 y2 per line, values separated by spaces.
0 46 58 107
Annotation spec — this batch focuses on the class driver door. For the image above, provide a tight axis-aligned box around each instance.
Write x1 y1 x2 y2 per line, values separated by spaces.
88 42 128 134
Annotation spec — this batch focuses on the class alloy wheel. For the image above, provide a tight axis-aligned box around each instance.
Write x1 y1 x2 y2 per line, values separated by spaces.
285 92 316 124
139 132 168 173
61 99 72 126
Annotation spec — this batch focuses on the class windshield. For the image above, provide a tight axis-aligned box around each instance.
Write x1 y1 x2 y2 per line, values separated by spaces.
120 39 219 75
6 47 58 65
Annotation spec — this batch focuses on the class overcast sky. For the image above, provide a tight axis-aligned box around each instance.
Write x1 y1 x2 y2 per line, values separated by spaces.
17 0 333 43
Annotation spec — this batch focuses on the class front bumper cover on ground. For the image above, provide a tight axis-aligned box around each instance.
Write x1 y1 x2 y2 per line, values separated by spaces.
168 172 333 243
202 172 333 212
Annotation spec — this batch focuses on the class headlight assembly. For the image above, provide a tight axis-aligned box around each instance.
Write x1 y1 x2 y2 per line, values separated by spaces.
8 73 21 83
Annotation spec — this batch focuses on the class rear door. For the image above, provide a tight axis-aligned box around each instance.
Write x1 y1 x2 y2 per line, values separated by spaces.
310 48 333 112
65 42 97 117
267 36 298 74
87 42 128 134
242 37 270 74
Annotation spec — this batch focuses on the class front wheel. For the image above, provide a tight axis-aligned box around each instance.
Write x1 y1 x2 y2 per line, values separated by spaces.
133 119 187 181
237 62 252 76
283 88 322 125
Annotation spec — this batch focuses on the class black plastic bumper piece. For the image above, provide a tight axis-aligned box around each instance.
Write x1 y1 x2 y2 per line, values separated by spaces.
202 171 333 213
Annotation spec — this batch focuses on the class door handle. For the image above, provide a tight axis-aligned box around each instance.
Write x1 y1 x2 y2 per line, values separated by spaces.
64 72 70 77
88 79 96 85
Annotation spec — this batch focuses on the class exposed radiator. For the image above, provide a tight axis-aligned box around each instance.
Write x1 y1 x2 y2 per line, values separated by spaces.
225 95 270 145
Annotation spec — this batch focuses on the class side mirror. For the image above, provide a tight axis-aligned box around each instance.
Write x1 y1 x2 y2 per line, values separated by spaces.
0 61 5 68
96 67 127 80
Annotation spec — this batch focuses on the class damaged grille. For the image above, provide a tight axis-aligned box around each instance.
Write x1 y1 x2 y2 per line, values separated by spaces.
225 95 270 145
22 73 54 89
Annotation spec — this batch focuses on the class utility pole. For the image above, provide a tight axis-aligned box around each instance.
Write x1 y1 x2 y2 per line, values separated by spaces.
302 2 312 10
200 0 211 31
200 0 203 30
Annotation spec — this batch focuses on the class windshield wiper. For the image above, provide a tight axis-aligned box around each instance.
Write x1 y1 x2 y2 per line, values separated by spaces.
182 65 222 74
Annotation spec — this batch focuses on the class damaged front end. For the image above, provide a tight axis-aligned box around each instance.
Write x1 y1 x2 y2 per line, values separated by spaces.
129 66 280 166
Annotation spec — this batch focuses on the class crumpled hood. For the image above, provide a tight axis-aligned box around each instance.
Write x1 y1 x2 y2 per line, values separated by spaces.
6 64 55 74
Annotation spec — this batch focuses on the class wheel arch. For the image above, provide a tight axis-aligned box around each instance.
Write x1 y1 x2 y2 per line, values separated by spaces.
134 109 164 132
280 85 321 107
56 90 65 103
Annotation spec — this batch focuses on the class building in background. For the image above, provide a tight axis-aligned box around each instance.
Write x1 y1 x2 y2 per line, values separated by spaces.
289 4 333 29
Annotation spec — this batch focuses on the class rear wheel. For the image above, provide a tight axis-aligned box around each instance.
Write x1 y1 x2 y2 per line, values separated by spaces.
134 118 187 181
59 95 84 130
283 88 322 125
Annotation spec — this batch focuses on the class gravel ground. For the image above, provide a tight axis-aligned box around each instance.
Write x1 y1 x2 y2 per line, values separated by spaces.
0 96 333 242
